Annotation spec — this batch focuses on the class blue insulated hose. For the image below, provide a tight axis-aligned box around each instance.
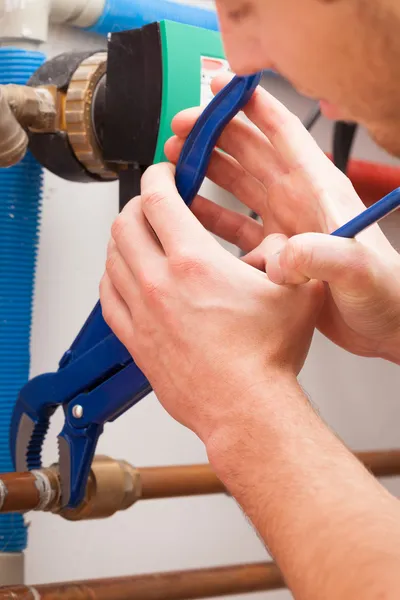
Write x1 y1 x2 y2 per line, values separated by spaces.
0 47 45 552
88 0 219 35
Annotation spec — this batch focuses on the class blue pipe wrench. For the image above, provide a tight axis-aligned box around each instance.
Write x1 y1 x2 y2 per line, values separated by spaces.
10 72 262 508
10 68 400 509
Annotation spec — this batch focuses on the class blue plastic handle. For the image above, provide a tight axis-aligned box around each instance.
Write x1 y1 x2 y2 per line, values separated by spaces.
175 72 262 206
332 187 400 238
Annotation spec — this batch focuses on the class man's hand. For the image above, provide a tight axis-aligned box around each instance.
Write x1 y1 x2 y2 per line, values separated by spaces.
99 162 321 442
165 74 400 363
100 164 400 600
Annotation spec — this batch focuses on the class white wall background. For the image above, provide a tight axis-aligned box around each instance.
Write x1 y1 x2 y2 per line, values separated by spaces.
24 12 400 600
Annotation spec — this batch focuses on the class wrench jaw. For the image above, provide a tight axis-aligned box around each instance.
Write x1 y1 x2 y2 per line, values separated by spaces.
10 371 61 473
19 414 50 471
11 398 102 508
57 421 103 508
11 396 55 473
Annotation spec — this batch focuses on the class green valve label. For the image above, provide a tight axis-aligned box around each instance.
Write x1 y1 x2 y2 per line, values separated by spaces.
155 20 225 163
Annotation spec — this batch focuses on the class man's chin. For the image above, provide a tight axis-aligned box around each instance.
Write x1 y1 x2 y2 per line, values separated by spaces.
368 124 400 159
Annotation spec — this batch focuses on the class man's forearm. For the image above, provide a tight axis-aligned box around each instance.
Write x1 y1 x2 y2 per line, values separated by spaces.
206 373 400 600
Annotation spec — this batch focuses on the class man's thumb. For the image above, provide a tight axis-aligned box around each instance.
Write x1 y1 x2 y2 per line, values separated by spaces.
266 232 375 289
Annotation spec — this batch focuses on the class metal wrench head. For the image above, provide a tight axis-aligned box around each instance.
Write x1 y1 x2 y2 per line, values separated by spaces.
10 372 59 472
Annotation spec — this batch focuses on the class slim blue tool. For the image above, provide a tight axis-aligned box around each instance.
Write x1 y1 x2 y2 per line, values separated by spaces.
175 73 262 202
10 72 262 508
331 187 400 238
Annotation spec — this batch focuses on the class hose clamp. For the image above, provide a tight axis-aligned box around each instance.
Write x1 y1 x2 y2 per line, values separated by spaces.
32 470 55 511
0 479 8 511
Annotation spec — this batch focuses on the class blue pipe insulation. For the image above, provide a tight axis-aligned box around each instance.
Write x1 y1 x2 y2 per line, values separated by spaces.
88 0 219 35
0 47 45 552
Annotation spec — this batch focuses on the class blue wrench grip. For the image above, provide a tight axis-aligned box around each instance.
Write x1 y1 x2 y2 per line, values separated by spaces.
331 187 400 238
175 72 262 206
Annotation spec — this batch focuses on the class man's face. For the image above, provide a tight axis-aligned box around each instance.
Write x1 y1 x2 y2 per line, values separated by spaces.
215 0 400 156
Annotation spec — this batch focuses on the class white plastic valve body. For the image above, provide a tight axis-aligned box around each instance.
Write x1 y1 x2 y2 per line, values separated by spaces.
0 0 50 45
50 0 104 27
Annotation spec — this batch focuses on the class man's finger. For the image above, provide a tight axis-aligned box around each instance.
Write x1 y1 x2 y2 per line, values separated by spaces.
165 138 270 216
265 232 386 289
241 84 332 172
111 196 164 274
141 163 216 255
171 109 283 190
106 239 141 306
172 74 325 176
99 271 135 345
242 233 288 271
170 106 203 138
209 72 326 171
191 195 264 252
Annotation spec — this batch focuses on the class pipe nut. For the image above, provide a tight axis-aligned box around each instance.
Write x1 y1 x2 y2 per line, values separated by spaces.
57 456 141 521
0 87 28 167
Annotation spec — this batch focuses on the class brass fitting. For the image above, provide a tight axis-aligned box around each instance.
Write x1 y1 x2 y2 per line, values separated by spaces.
65 52 116 180
0 87 28 167
0 83 57 167
2 84 57 132
0 457 140 520
51 456 141 521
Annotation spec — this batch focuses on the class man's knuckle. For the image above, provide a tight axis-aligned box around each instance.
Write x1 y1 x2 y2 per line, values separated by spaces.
123 195 141 216
285 239 311 272
111 214 127 241
99 277 106 303
142 278 162 299
266 233 285 247
99 295 114 329
105 253 117 275
101 305 113 329
172 251 209 277
141 189 167 210
139 273 168 301
231 218 249 245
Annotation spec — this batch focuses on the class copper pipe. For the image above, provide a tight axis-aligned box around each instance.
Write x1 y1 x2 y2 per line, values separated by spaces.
0 562 285 600
141 449 400 497
358 449 400 478
1 449 400 520
0 472 41 512
140 464 224 499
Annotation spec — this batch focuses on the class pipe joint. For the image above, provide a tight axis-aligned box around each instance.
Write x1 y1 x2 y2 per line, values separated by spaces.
0 86 28 167
0 84 57 167
55 456 141 521
3 84 57 130
0 479 7 511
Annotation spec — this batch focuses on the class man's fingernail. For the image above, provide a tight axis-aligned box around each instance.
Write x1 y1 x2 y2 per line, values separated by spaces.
267 253 285 285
